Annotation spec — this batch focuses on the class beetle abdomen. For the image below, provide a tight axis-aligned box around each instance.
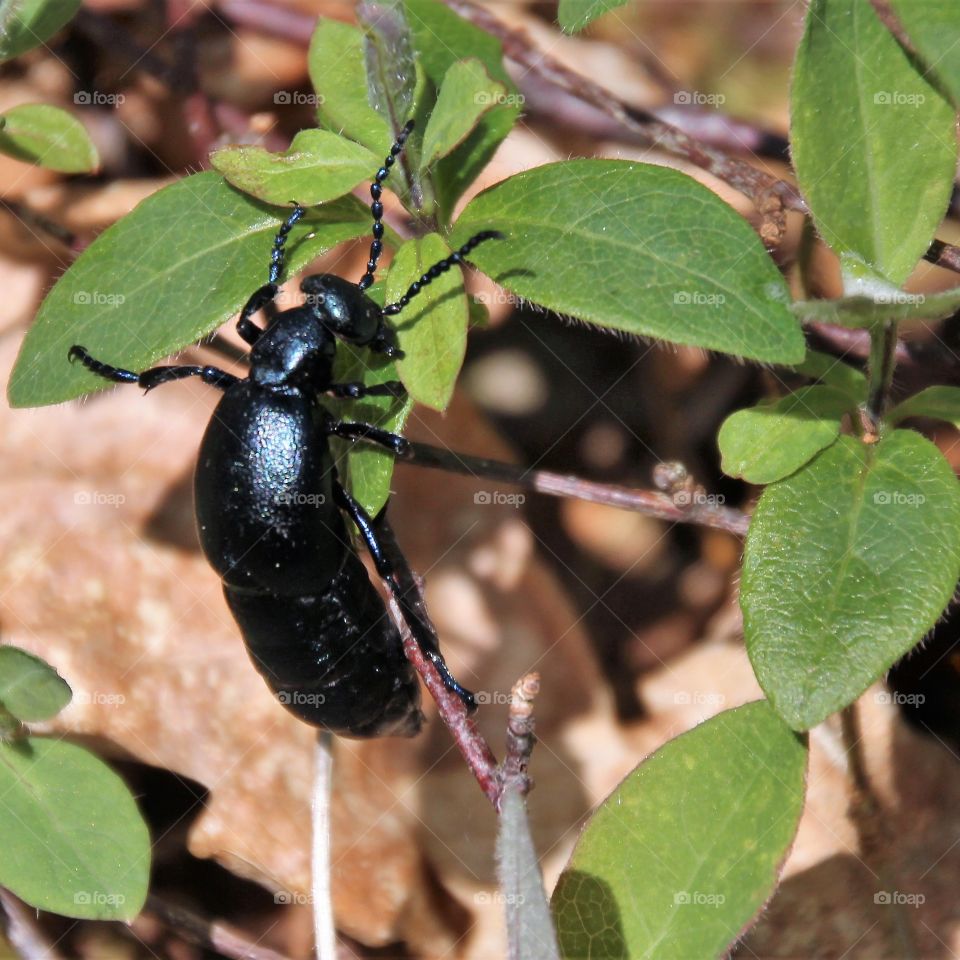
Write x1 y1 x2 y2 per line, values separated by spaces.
224 551 423 738
195 382 345 595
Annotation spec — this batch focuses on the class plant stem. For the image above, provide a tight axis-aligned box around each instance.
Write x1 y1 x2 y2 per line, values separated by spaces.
839 704 917 960
394 439 751 536
866 320 899 426
311 732 337 960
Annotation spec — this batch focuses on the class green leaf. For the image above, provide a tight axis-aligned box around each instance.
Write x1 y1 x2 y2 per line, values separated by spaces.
453 160 804 364
0 0 81 61
0 737 150 920
210 130 377 207
888 385 960 427
551 701 807 960
0 647 70 722
362 1 418 141
8 173 370 408
498 788 561 959
789 350 866 398
792 286 960 330
308 18 392 155
557 0 628 33
420 59 505 169
790 0 956 286
888 0 960 109
0 103 97 173
329 295 413 516
742 430 960 730
718 385 852 484
404 0 518 220
388 233 468 410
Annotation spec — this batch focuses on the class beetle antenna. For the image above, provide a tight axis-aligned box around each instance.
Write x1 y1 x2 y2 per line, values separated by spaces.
357 119 415 292
382 231 504 316
268 203 307 285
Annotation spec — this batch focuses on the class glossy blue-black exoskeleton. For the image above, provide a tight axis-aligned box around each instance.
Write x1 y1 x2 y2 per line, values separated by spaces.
69 120 502 737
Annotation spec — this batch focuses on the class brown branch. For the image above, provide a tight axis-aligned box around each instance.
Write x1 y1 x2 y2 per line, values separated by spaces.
445 0 801 246
397 439 751 536
143 895 293 960
387 595 501 806
0 889 66 960
498 673 539 797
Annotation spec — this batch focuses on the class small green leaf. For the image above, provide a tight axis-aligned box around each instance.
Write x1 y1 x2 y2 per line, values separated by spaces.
362 1 418 143
405 0 518 220
790 0 956 286
557 0 629 33
792 287 960 330
308 18 392 156
328 283 411 515
210 130 377 207
0 103 97 173
888 0 960 109
9 173 370 408
453 160 804 363
420 59 505 169
498 788 561 959
330 292 413 516
789 350 866 398
719 385 852 484
388 234 468 410
551 701 807 960
888 385 960 427
0 0 81 61
0 737 150 920
742 430 960 730
0 647 70 722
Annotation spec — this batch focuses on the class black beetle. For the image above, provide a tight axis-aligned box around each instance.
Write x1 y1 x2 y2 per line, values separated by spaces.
68 120 502 737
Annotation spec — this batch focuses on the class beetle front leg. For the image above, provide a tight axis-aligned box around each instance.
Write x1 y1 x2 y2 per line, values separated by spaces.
68 346 237 392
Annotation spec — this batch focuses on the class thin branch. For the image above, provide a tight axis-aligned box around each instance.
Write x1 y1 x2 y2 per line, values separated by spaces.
840 705 917 960
499 673 539 797
445 0 800 246
0 889 66 960
387 594 500 806
866 320 899 426
144 894 293 960
391 439 750 536
311 732 337 960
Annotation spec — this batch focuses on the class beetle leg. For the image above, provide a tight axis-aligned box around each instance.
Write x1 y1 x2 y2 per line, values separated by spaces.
327 380 406 400
326 419 410 456
68 346 237 392
334 482 476 710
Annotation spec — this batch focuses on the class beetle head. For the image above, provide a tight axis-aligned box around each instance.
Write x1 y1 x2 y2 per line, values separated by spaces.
300 274 403 359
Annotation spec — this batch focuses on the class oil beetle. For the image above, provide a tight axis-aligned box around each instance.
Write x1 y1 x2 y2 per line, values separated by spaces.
68 120 503 738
